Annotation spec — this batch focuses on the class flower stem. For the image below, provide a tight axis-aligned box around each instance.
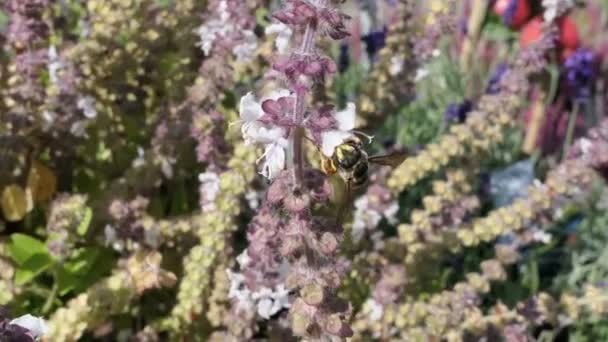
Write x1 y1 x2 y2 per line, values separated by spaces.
292 22 318 187
562 102 580 161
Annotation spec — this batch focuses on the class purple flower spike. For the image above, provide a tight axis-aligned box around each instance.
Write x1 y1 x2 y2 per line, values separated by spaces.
445 100 473 123
502 0 519 26
362 27 388 62
486 63 509 94
563 48 598 102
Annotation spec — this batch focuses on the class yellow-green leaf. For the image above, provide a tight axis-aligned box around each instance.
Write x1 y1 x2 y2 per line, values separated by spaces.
1 184 29 222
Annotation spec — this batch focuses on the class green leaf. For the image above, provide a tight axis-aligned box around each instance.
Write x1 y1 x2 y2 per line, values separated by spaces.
8 234 49 265
0 10 7 30
14 253 54 286
77 207 93 236
155 0 173 7
169 180 189 215
255 7 269 25
482 18 518 42
57 247 114 295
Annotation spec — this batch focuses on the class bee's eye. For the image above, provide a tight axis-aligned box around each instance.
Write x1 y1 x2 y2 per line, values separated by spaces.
336 145 361 169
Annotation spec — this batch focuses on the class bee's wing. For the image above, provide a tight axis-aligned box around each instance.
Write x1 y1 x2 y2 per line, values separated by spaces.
368 150 409 168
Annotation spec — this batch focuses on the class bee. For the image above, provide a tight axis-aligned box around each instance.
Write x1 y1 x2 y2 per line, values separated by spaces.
320 135 408 222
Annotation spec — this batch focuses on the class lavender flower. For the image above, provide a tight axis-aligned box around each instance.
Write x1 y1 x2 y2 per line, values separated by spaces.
486 63 509 94
501 0 519 26
338 43 350 73
445 100 473 123
362 27 388 62
563 48 597 102
6 0 50 48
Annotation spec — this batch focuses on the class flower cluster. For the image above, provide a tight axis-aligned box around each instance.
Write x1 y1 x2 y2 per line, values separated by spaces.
46 194 89 260
104 196 160 252
358 0 417 127
0 242 17 306
194 0 258 62
563 48 598 102
233 0 359 338
351 176 399 245
398 169 480 264
166 143 258 335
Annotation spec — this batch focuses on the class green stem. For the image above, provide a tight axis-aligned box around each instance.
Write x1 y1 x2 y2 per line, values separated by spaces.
42 267 60 315
562 103 580 161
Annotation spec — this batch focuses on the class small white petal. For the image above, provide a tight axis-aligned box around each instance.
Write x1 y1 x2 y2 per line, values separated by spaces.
260 142 286 179
70 120 88 137
389 55 404 76
335 103 356 131
365 299 384 322
77 96 97 119
236 250 252 268
234 30 258 62
10 314 48 338
242 121 286 145
265 23 293 54
265 88 291 101
257 298 275 319
320 130 351 157
415 68 429 81
383 202 400 225
239 92 263 122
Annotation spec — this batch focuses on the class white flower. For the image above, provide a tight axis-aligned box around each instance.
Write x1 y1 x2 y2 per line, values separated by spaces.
41 110 56 131
383 201 399 225
132 147 146 168
320 102 356 157
351 196 382 243
10 314 48 339
251 285 291 319
580 138 593 157
238 90 292 179
389 55 404 76
48 45 63 85
259 139 288 179
239 90 290 144
532 230 552 244
542 0 573 23
226 269 290 318
199 172 221 211
265 22 293 54
363 299 384 322
104 225 124 251
234 30 258 62
194 1 231 55
245 190 261 210
194 1 258 61
77 96 98 119
236 250 252 269
144 226 160 249
227 269 255 312
69 120 88 137
415 68 430 81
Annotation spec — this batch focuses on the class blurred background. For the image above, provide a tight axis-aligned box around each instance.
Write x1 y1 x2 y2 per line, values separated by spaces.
1 0 608 341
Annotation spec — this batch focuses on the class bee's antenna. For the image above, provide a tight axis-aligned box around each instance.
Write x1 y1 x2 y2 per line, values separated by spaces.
352 130 375 144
